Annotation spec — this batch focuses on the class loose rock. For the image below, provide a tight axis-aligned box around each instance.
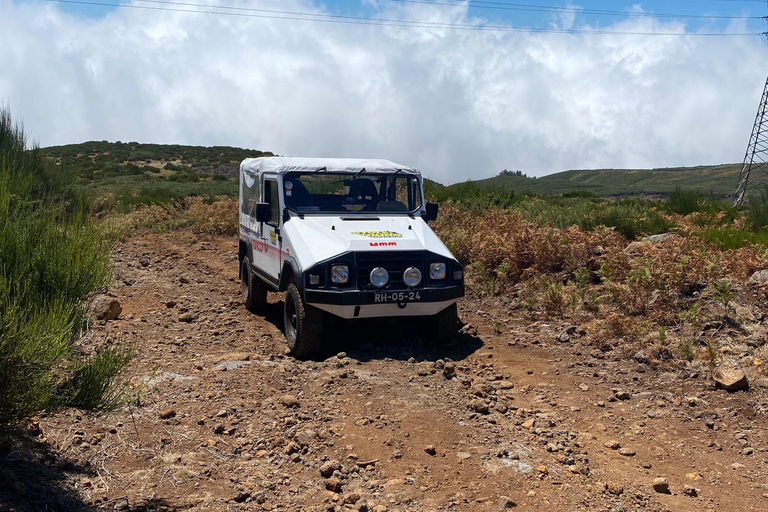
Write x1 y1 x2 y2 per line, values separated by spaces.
652 478 669 494
280 394 300 408
158 407 176 420
91 296 122 321
714 358 749 391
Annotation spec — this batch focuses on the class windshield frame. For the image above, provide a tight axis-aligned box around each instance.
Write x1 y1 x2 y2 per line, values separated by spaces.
282 171 424 215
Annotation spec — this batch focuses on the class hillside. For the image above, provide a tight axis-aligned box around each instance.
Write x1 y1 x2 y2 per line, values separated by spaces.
42 141 743 200
465 164 742 198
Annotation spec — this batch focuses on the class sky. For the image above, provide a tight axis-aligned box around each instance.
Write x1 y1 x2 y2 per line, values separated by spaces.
1 0 767 184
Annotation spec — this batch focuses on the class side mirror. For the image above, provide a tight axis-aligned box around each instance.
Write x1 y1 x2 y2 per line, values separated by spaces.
423 202 439 222
255 203 272 223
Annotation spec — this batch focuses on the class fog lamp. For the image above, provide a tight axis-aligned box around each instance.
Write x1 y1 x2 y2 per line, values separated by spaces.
403 267 422 287
370 267 389 288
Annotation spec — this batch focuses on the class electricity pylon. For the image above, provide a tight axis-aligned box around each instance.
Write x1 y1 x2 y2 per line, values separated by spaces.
733 73 768 205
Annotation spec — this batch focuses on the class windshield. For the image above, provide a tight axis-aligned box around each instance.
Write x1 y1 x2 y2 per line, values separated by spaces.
283 172 422 214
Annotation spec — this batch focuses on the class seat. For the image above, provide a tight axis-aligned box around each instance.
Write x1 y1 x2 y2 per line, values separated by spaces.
349 179 379 202
376 200 407 212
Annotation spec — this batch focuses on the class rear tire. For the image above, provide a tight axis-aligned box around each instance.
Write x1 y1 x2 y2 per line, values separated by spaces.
284 283 322 359
421 302 459 344
242 256 267 312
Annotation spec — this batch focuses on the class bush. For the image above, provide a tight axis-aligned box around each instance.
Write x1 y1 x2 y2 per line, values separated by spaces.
747 186 768 232
0 109 131 435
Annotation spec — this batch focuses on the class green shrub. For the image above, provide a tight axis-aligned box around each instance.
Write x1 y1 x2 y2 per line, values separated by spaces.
0 109 131 435
667 185 704 215
697 227 768 250
747 186 768 232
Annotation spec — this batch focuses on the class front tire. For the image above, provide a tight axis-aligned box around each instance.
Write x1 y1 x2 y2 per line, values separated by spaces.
421 302 459 344
242 256 267 312
284 283 322 358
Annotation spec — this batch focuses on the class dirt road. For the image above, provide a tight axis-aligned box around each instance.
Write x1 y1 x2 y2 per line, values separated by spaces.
18 231 768 511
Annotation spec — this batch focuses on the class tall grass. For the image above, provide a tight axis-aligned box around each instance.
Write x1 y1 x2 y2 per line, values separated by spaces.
747 186 768 233
0 109 131 436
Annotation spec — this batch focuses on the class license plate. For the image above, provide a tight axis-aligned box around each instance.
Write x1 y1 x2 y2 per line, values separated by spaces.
373 291 422 303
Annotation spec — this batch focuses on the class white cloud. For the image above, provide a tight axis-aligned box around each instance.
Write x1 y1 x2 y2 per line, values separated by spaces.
0 0 765 184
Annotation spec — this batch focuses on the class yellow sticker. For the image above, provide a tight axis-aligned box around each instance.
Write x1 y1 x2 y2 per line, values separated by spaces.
351 231 403 238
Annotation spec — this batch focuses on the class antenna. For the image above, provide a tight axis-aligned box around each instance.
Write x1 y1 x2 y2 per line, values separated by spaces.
733 72 768 205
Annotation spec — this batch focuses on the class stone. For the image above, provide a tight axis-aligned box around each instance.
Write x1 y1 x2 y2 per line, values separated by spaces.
178 312 196 323
624 241 649 256
497 495 516 509
713 358 749 391
280 394 300 408
91 296 122 321
233 491 251 503
319 460 341 477
158 407 176 420
614 390 631 401
424 445 437 455
747 269 768 287
325 477 343 493
607 483 624 496
682 485 698 497
605 441 621 450
633 350 650 364
472 399 490 414
645 233 682 243
652 478 669 493
457 452 471 460
521 418 535 429
618 447 636 457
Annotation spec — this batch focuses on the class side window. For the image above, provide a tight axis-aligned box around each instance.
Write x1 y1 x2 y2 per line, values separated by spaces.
264 179 280 225
241 174 259 216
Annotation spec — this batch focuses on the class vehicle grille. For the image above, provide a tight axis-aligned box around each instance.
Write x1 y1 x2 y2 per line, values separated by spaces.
354 251 425 291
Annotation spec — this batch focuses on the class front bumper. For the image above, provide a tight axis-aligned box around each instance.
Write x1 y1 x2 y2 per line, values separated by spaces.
304 284 464 306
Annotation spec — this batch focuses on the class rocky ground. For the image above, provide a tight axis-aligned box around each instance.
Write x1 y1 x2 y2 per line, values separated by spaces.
4 230 768 512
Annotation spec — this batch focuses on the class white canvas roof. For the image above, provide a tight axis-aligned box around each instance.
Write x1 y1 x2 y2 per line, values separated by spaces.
240 157 418 175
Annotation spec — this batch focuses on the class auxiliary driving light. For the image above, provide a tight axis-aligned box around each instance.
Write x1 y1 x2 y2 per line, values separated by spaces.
370 267 389 288
430 262 447 280
403 267 422 287
331 264 349 284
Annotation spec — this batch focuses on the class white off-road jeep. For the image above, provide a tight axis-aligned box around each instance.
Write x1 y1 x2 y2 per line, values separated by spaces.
238 157 464 357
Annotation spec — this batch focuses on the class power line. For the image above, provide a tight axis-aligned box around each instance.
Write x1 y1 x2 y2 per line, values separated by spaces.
46 0 763 36
384 0 763 20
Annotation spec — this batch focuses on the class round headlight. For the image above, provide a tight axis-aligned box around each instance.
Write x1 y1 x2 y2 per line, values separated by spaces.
403 266 422 287
331 264 349 284
430 262 447 280
370 267 389 288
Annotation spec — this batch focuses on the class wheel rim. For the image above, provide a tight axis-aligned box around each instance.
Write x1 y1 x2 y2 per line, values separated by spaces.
286 294 298 341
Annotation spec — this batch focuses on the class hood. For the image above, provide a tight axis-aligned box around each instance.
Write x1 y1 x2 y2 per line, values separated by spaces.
283 215 454 267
